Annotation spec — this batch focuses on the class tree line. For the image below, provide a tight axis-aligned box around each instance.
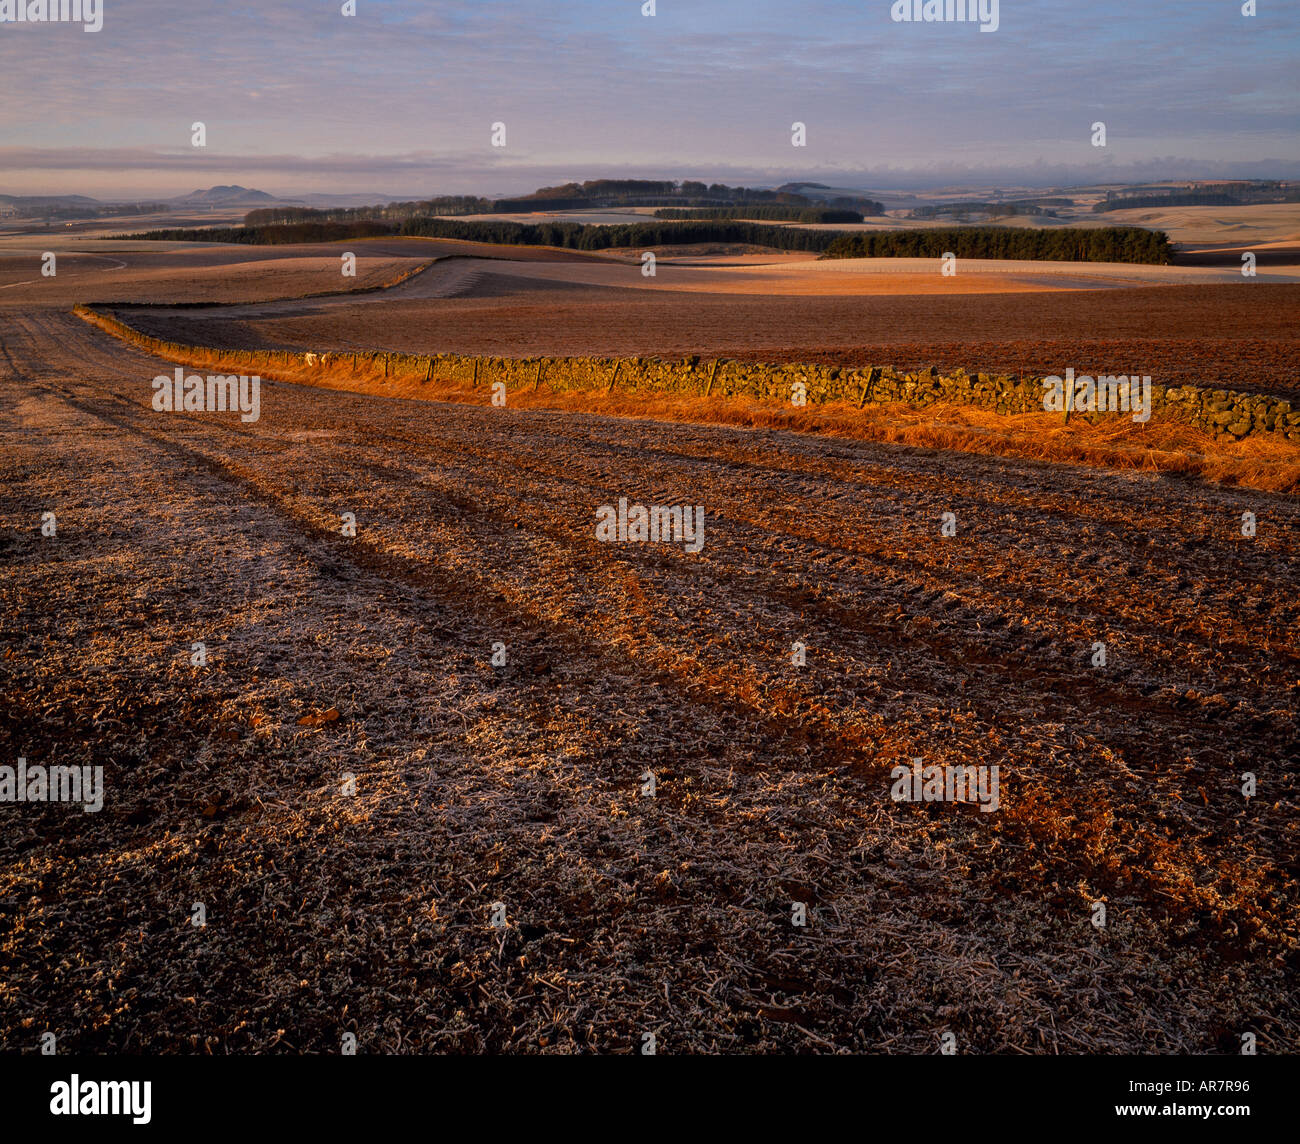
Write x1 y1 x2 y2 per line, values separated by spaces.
115 219 1172 263
118 217 843 251
1092 192 1241 212
910 202 1058 219
821 226 1171 264
237 180 857 221
123 221 394 244
654 206 872 223
1094 181 1300 211
505 178 815 207
396 217 842 251
244 197 492 226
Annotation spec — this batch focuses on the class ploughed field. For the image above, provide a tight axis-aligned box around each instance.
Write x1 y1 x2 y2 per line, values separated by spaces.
96 254 1300 400
1 308 1296 1053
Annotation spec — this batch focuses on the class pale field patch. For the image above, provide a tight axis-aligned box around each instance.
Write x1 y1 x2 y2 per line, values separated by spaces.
444 253 1300 296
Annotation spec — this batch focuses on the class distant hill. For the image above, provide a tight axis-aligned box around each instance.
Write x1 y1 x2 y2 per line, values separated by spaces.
776 182 877 200
0 193 101 207
172 185 279 205
774 182 890 213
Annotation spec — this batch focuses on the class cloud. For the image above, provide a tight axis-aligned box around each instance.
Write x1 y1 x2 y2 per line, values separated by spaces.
1 0 1295 196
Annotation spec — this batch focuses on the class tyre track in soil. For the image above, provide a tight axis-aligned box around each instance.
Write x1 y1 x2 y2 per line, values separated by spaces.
326 417 1298 919
6 310 1299 863
310 416 1295 787
5 308 878 1050
7 314 1055 1055
30 307 1297 825
1 308 1296 1053
342 419 1280 734
8 309 1297 908
358 416 1299 673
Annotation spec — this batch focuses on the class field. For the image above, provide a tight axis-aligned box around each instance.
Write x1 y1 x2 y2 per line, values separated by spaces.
1 232 1297 1055
14 236 1297 397
452 200 1300 246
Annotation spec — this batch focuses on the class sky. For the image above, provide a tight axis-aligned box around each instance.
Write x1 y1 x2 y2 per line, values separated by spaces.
0 0 1296 199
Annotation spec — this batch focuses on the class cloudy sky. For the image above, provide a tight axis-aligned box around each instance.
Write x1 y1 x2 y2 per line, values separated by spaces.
1 0 1296 199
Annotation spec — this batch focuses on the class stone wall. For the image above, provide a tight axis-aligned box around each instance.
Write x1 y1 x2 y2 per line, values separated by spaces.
75 305 1300 442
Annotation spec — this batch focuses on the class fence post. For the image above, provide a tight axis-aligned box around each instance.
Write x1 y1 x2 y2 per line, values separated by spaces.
705 359 720 397
606 361 621 395
858 366 876 408
533 360 545 391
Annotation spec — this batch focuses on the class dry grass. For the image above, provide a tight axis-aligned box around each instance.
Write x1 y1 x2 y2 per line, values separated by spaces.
77 309 1300 496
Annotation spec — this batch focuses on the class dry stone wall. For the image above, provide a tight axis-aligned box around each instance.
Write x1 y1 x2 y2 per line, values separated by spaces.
75 305 1299 443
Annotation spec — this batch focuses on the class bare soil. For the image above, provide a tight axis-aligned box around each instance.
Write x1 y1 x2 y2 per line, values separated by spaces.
117 267 1300 398
1 308 1296 1054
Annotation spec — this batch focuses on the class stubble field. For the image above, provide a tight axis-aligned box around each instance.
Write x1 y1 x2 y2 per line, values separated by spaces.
1 238 1296 1054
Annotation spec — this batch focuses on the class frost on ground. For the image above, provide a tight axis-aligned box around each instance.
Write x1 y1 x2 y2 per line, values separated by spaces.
0 310 1296 1054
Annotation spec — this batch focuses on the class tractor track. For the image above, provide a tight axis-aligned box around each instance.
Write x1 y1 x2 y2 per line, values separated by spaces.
1 309 1296 1054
